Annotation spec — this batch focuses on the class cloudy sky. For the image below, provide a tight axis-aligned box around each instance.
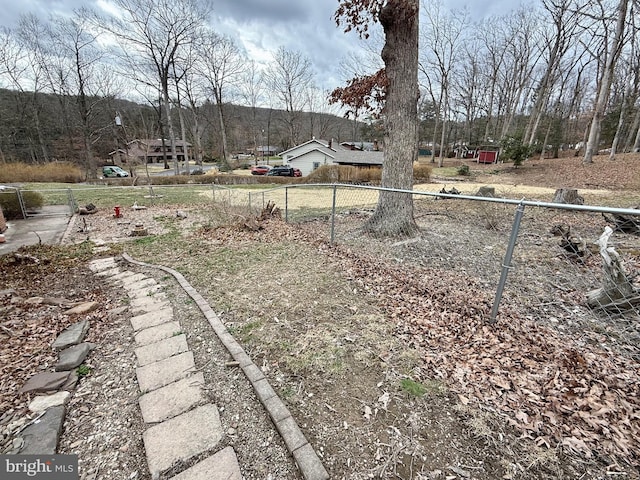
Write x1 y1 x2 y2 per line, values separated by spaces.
1 0 524 90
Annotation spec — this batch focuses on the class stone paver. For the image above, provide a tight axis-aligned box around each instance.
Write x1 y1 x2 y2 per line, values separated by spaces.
130 308 173 331
52 320 89 350
28 391 71 413
127 284 164 298
136 351 195 392
130 293 168 307
55 343 94 371
20 372 70 394
123 277 158 292
130 297 171 314
116 272 148 286
139 373 205 423
168 447 242 480
95 267 120 277
135 334 189 367
143 403 223 478
19 405 65 455
134 321 182 347
88 259 117 272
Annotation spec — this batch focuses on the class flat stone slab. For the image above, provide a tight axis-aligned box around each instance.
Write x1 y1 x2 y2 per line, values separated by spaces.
116 272 148 287
134 321 182 347
131 299 172 315
95 267 120 277
169 447 242 480
130 294 168 309
130 307 174 331
19 405 65 454
135 334 189 367
28 391 71 413
143 403 223 478
123 277 158 292
20 371 70 394
88 258 117 272
52 320 89 350
136 351 195 393
139 373 205 423
55 342 94 371
127 284 163 299
64 301 99 315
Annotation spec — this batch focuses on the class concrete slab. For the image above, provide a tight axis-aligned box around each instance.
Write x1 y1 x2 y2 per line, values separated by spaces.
95 267 121 277
127 284 163 299
130 307 174 331
136 351 195 393
130 299 172 315
123 277 158 292
139 373 205 423
131 291 167 304
134 321 182 347
88 257 117 272
168 447 242 480
0 206 70 256
143 403 223 478
135 334 189 367
116 272 148 286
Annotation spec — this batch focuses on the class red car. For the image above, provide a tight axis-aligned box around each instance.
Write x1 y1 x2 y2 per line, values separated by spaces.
250 165 271 175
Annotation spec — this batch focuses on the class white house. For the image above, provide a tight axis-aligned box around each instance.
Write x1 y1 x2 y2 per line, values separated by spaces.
280 138 383 176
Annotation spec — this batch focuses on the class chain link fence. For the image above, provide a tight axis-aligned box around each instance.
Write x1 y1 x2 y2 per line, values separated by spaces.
6 182 639 339
233 183 640 337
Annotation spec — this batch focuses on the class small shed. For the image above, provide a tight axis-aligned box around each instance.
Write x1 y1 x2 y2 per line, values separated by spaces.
477 148 499 164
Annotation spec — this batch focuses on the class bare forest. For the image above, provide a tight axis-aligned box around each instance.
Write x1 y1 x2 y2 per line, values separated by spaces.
0 0 639 178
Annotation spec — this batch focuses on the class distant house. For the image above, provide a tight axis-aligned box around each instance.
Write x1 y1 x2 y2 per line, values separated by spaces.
255 145 281 157
109 139 193 164
280 138 384 176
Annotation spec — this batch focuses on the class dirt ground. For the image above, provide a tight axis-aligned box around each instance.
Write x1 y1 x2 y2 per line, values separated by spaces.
2 154 640 479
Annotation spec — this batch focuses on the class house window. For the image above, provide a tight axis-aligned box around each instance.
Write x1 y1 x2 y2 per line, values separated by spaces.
313 162 320 170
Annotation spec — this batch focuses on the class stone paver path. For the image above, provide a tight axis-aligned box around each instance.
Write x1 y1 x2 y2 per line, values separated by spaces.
89 255 329 480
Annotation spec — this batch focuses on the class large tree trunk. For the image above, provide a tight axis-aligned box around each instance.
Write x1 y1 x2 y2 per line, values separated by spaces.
363 0 419 237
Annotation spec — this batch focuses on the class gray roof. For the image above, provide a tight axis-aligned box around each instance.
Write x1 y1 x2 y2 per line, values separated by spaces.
333 150 384 166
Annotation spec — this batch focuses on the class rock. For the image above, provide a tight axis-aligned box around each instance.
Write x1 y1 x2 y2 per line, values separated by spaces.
19 405 65 454
64 301 99 315
28 391 71 413
19 371 70 394
24 297 45 305
55 343 95 371
0 289 17 297
52 320 90 350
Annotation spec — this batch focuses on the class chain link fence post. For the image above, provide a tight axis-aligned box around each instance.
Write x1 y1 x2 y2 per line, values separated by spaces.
66 188 76 215
285 186 289 222
16 188 27 219
330 184 338 245
490 201 526 323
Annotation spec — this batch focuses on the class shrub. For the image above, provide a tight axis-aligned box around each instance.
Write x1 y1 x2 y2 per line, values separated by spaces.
0 190 44 219
0 162 83 183
413 164 432 182
457 164 470 176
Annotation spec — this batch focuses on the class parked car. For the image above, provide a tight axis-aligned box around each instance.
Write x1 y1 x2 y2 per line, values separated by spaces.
102 166 129 178
250 165 271 175
267 166 302 177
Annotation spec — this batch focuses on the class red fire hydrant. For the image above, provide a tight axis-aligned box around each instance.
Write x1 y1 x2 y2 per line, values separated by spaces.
114 205 122 218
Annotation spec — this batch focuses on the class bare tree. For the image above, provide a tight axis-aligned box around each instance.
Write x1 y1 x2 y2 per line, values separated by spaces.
195 32 245 169
524 0 582 146
420 1 468 166
238 60 264 163
334 0 420 237
583 0 630 164
90 0 211 174
264 46 314 148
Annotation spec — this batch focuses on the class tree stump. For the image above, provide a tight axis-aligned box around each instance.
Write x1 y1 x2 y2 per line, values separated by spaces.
476 186 496 198
587 227 640 311
552 188 584 205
